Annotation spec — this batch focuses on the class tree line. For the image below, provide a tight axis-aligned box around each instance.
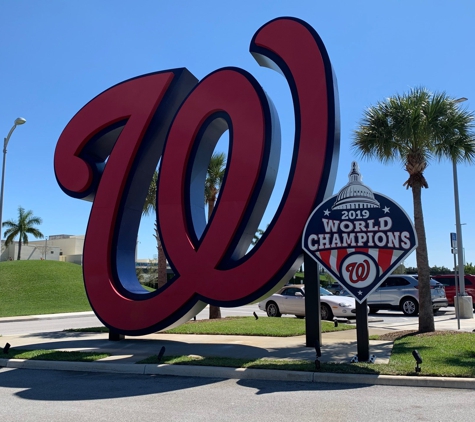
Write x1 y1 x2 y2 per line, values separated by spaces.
405 263 475 275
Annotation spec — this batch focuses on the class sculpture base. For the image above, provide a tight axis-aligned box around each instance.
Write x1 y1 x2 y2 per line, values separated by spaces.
454 296 474 319
108 331 125 341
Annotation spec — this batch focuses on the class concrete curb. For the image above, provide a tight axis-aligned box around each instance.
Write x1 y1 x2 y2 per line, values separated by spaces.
0 311 95 323
312 372 475 389
2 358 474 389
145 365 315 382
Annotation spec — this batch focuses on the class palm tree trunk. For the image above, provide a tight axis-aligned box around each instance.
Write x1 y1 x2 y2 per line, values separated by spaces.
208 198 215 217
207 197 221 319
209 303 221 319
412 183 435 333
152 221 168 289
157 232 167 289
17 238 22 260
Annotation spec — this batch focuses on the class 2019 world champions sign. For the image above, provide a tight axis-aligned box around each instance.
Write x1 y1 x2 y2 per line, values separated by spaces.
54 17 340 335
303 162 417 303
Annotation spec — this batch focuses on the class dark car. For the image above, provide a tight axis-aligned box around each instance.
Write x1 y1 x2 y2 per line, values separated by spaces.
423 274 475 308
367 275 448 316
327 282 345 295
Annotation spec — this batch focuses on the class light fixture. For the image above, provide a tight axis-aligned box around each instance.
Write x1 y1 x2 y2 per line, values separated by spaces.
412 349 422 373
1 118 27 252
157 346 166 363
14 117 26 126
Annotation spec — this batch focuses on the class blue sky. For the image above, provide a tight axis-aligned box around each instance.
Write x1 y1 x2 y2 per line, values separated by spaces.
1 0 475 269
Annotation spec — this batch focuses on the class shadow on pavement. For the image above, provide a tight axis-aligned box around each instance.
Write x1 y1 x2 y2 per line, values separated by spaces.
0 365 370 402
236 377 371 394
0 367 220 401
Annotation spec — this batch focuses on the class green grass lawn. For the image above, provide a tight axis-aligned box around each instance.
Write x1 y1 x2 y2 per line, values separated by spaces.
6 310 475 377
0 260 92 317
163 316 354 336
137 331 475 378
66 316 355 337
385 331 475 377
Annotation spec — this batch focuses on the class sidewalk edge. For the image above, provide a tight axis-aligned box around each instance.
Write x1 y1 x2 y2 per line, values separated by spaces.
1 359 474 389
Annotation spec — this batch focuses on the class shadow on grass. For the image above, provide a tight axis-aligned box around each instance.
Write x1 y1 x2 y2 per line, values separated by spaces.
19 331 106 340
9 330 395 364
3 348 108 362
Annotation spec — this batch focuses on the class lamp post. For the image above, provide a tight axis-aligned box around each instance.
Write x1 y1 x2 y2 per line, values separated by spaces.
452 98 473 318
452 99 467 295
0 118 26 255
452 149 465 295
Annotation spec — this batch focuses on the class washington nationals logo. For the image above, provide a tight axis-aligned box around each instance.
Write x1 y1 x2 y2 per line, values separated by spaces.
346 260 371 284
54 17 339 335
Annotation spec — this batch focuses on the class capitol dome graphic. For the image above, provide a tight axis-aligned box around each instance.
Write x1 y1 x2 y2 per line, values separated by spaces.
332 162 380 210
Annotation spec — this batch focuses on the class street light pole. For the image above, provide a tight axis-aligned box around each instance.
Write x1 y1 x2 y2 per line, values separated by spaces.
452 99 467 295
0 118 26 255
452 159 465 295
452 98 473 319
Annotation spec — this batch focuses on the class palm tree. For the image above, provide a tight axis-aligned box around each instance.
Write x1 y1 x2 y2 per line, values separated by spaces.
205 152 226 218
353 87 475 332
205 152 227 319
252 224 269 246
3 207 44 260
252 228 265 246
142 170 168 288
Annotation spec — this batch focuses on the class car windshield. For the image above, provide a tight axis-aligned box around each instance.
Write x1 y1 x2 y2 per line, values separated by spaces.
409 274 443 287
297 287 336 296
320 287 333 296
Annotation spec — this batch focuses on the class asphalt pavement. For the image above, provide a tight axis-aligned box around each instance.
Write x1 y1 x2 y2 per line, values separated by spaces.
1 310 475 389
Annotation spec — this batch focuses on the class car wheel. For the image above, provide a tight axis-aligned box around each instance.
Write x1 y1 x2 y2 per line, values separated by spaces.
320 303 333 321
369 307 378 314
433 308 440 315
266 302 281 317
401 298 418 316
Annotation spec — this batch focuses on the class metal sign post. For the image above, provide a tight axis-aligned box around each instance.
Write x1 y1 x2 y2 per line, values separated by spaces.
356 299 369 361
304 254 322 348
451 232 461 329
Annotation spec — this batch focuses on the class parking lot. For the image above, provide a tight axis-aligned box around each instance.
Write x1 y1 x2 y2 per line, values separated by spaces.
1 305 473 337
366 306 474 331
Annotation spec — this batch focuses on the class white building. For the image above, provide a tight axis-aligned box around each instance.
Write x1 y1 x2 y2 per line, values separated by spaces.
0 234 84 264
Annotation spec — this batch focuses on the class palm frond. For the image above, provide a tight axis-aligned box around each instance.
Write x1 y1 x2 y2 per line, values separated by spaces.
353 87 475 181
204 152 227 203
143 170 158 216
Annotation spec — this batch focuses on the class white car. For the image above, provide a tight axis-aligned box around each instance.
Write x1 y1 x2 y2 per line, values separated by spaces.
258 284 358 320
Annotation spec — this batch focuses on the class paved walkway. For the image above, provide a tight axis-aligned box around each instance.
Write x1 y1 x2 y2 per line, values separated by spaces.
1 313 475 389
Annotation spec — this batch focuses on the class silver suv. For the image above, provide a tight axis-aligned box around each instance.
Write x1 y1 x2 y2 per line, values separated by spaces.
367 275 448 316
